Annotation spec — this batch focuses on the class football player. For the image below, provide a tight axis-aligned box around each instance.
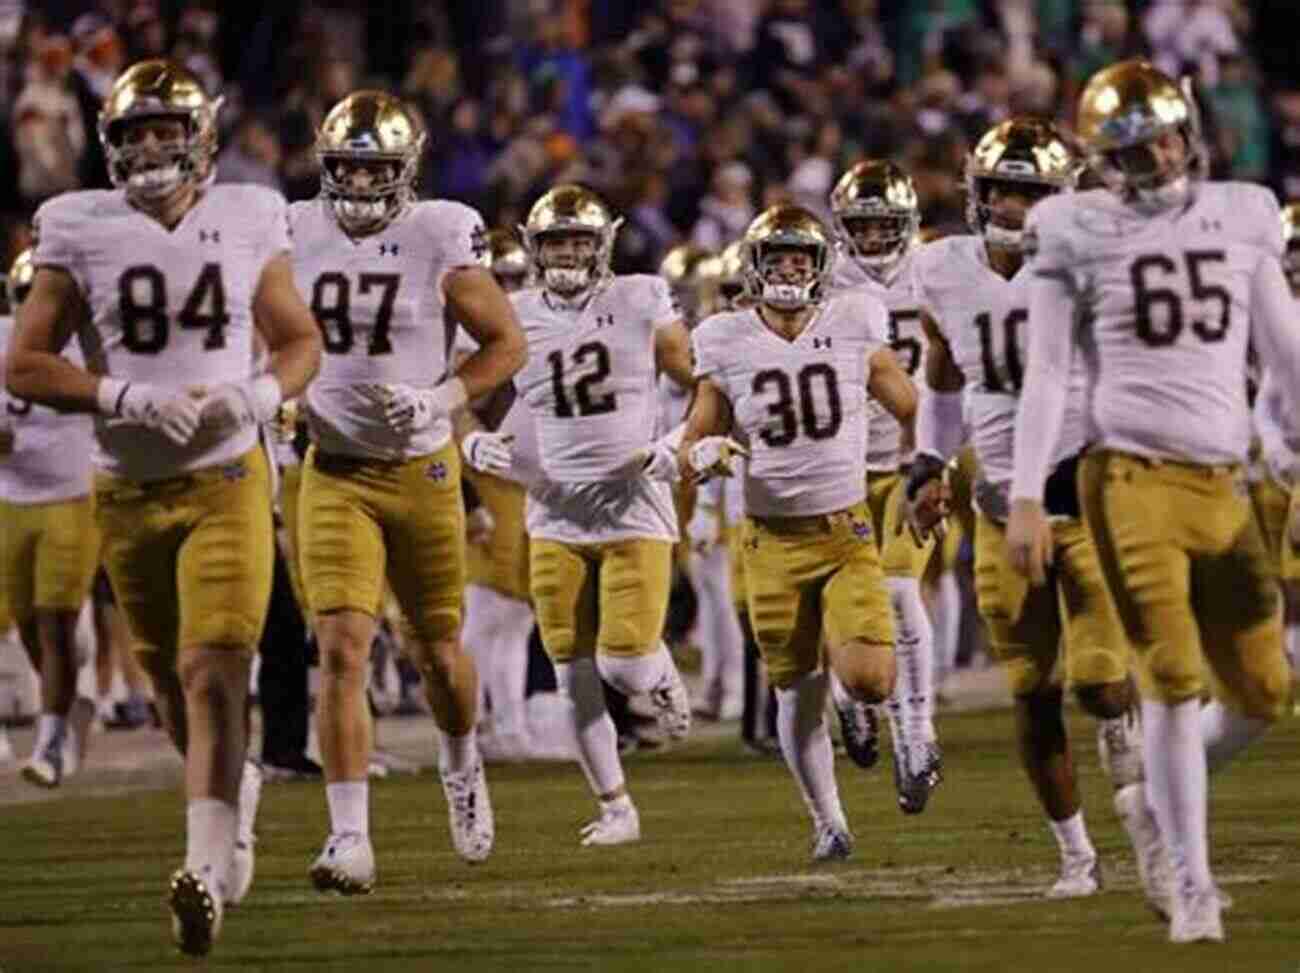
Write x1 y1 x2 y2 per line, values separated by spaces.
828 159 942 813
907 117 1170 907
5 60 322 956
290 92 525 890
1005 61 1300 943
659 244 744 722
1 248 98 789
458 228 543 761
465 184 695 846
678 204 917 860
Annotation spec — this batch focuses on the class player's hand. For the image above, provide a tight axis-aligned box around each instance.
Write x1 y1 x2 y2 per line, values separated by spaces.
200 376 284 434
466 505 496 546
687 504 721 554
117 383 205 446
616 441 679 482
271 400 300 444
374 383 443 436
1006 498 1054 586
684 436 749 483
462 431 514 476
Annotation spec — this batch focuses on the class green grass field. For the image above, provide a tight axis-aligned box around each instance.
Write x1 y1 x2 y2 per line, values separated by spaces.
4 707 1300 972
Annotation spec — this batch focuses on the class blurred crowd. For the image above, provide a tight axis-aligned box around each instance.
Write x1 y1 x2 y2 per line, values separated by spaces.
2 0 1299 272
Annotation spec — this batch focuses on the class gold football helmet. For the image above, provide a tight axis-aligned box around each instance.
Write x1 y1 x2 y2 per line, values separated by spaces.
522 184 621 297
6 247 34 309
316 90 425 235
659 243 717 324
830 160 920 278
742 205 834 311
97 59 221 201
1282 201 1300 296
715 240 748 310
480 228 530 293
965 116 1077 250
1075 59 1206 206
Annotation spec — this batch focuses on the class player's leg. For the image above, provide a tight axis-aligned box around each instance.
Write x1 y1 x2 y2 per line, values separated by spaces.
1056 519 1173 917
0 501 54 785
1079 451 1226 943
974 511 1098 896
747 515 853 860
531 538 636 844
688 540 743 720
298 450 385 892
595 539 688 740
388 446 494 863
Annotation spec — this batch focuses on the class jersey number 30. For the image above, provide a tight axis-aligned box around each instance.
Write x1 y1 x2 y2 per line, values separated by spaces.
752 363 842 447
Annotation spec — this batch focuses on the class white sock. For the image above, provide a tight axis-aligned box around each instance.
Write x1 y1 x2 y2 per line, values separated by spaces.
237 761 262 845
1095 711 1145 789
776 670 846 830
597 644 671 696
1048 810 1095 861
932 571 963 685
703 547 745 708
1143 698 1213 892
1286 622 1300 670
462 584 503 718
601 792 635 815
185 798 237 893
326 780 370 836
555 659 625 797
889 577 936 743
437 726 478 774
34 713 66 755
488 594 534 738
1199 699 1269 774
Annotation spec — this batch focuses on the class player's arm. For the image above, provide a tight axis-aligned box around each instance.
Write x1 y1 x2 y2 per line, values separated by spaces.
1249 256 1300 430
1006 270 1078 584
445 267 527 403
252 253 323 401
675 377 743 484
654 319 695 390
867 346 917 425
5 267 97 411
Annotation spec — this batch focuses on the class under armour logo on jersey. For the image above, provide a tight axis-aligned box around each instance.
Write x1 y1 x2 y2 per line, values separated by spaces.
199 229 220 243
426 460 448 482
380 243 399 256
595 313 615 328
1200 218 1223 233
813 337 832 349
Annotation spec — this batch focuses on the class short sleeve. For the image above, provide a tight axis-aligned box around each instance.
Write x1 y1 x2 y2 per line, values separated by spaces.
691 321 720 380
648 276 678 328
1240 184 1284 260
252 189 292 273
31 196 89 295
435 202 489 271
1022 196 1074 278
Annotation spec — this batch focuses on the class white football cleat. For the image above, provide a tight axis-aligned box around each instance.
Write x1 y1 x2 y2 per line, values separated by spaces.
1169 885 1225 943
647 661 691 741
440 761 494 863
811 822 854 862
1047 853 1101 898
1113 782 1174 920
309 832 375 895
579 801 641 847
20 741 62 788
227 760 264 906
169 867 224 957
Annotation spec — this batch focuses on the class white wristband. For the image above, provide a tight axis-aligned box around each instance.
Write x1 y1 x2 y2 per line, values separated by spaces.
96 377 129 417
429 377 469 415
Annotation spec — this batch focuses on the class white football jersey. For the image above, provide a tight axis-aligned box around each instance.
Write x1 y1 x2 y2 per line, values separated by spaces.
30 184 289 481
1025 181 1280 465
0 313 94 503
512 275 679 543
694 290 888 517
914 235 1090 485
831 249 925 470
293 198 485 461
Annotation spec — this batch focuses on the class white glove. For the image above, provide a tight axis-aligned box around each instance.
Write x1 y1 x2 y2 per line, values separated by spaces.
466 504 496 546
462 430 514 476
372 379 468 436
687 436 749 481
199 375 282 434
687 504 721 553
97 378 203 446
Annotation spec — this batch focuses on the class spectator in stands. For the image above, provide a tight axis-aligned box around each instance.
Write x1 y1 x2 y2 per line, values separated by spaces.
12 34 83 207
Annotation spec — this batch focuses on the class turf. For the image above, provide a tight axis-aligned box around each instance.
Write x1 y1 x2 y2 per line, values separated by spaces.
4 707 1300 971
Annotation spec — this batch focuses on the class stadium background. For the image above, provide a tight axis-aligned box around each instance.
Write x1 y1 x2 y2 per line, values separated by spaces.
5 0 1300 273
